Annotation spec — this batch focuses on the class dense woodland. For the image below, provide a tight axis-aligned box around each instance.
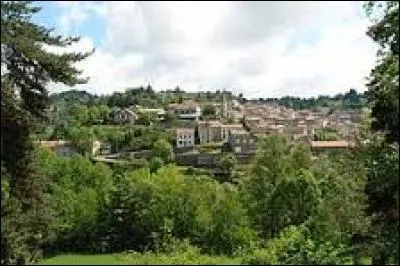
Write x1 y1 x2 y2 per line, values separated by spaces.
1 1 399 265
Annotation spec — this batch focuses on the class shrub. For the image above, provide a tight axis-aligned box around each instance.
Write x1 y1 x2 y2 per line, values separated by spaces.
241 226 352 265
105 165 256 255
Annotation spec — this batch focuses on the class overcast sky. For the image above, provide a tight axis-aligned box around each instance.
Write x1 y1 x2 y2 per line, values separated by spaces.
34 1 378 98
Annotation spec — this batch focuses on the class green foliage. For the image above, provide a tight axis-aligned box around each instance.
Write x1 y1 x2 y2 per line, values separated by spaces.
105 166 256 255
362 1 400 263
152 139 174 163
364 1 399 143
68 126 96 155
242 226 352 265
38 250 242 265
35 148 114 253
219 153 237 181
313 128 340 141
136 111 157 126
353 137 399 264
1 1 92 263
289 143 313 171
150 156 164 173
259 89 367 110
202 104 217 117
106 86 161 108
245 133 369 250
310 154 370 246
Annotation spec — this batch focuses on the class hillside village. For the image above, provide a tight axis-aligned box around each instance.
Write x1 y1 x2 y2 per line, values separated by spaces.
40 89 365 173
3 1 398 265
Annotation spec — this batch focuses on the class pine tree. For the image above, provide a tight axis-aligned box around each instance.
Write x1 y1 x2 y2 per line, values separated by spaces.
1 1 93 264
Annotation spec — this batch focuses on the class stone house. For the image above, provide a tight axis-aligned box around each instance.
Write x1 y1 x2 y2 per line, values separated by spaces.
198 121 244 144
221 124 245 142
198 121 222 144
228 129 257 154
176 128 196 148
169 100 201 121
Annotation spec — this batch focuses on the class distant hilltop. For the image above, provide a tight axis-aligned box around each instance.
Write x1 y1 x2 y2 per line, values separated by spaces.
50 87 367 111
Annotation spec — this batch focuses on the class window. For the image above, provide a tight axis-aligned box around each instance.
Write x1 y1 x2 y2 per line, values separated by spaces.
178 141 183 145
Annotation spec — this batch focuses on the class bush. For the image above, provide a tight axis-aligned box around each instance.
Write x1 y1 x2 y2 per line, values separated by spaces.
241 226 352 265
36 148 114 253
105 165 256 255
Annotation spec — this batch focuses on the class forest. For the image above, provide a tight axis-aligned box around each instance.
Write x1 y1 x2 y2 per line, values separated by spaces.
1 1 399 265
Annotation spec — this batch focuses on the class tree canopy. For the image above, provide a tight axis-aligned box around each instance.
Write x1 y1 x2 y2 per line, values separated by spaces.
364 1 399 143
1 1 92 263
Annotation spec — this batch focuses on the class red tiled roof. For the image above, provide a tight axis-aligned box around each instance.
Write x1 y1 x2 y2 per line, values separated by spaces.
311 141 354 148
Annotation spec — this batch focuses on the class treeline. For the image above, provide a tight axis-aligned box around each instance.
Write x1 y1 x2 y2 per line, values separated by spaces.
50 86 233 109
256 89 368 110
50 87 367 111
20 133 397 264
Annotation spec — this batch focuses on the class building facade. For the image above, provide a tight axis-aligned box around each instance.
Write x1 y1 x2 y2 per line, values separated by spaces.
176 128 196 147
170 101 201 121
197 121 245 144
228 130 257 154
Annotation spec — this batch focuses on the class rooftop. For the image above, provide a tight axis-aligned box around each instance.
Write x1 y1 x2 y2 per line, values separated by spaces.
174 100 200 108
222 124 243 128
176 128 195 133
230 129 250 135
311 141 354 148
198 120 222 126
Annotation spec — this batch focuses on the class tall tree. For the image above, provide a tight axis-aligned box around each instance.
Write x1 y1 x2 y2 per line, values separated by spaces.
364 1 399 143
1 1 92 263
363 2 399 264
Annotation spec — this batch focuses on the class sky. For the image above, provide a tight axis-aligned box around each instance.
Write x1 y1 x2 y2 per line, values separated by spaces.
33 1 379 98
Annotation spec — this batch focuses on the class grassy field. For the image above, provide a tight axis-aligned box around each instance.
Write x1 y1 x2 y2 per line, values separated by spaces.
36 252 241 265
35 252 373 265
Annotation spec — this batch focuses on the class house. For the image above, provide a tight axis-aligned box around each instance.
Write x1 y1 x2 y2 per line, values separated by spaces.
221 124 245 142
228 129 257 154
198 121 222 144
176 128 196 148
244 116 261 126
285 124 309 140
107 107 137 124
227 110 244 123
37 140 101 156
197 121 244 144
170 100 201 121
